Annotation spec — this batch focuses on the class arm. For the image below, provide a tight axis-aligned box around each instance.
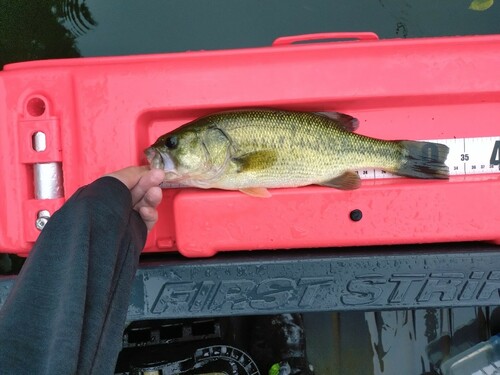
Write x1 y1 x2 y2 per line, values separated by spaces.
0 168 164 375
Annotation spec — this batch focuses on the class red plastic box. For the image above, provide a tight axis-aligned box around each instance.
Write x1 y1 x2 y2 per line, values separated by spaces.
1 32 499 257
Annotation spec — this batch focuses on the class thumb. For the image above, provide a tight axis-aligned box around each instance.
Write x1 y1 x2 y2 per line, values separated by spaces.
106 166 150 190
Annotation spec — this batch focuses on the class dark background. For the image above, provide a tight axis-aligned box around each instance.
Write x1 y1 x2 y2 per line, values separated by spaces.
1 0 499 68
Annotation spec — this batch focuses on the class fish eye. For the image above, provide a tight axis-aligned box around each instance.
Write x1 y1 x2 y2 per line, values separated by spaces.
165 136 178 149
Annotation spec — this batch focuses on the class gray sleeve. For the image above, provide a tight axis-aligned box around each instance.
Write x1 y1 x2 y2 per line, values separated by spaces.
0 176 147 375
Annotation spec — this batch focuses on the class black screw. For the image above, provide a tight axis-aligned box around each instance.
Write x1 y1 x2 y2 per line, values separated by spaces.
350 209 363 222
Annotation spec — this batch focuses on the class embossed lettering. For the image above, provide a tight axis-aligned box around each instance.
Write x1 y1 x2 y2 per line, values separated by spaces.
298 278 335 308
190 281 216 312
477 271 500 300
388 275 425 303
210 280 256 310
417 275 463 302
251 278 295 309
342 275 386 305
151 282 197 313
459 280 481 301
146 269 500 316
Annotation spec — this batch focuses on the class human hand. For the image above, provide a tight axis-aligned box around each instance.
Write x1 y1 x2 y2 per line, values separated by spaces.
106 166 166 232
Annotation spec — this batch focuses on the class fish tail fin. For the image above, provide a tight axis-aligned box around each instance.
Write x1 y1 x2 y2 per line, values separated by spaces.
395 140 449 179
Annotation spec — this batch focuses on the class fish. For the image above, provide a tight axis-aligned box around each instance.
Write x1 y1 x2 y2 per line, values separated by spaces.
145 109 449 198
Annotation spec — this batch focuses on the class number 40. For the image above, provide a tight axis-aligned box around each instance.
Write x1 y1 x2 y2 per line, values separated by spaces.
491 141 500 167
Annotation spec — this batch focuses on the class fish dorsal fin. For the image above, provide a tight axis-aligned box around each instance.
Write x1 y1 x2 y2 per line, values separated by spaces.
319 171 361 190
232 150 277 173
239 187 272 198
315 112 359 132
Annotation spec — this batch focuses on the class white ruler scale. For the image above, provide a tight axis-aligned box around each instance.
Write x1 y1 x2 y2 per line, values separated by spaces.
159 136 500 188
363 136 500 180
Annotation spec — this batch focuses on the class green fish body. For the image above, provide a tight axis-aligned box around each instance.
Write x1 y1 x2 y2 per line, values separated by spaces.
145 109 449 197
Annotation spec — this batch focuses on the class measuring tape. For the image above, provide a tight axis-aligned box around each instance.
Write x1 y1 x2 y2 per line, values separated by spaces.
364 136 500 179
159 136 500 188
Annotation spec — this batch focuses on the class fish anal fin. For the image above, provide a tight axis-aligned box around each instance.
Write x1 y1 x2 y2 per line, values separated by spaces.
319 171 361 190
232 150 277 173
315 112 360 132
239 187 272 198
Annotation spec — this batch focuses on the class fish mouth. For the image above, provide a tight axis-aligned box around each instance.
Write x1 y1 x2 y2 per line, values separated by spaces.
145 147 177 177
145 147 164 169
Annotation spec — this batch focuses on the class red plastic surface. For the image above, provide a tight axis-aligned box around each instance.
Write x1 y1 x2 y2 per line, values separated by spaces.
1 33 500 257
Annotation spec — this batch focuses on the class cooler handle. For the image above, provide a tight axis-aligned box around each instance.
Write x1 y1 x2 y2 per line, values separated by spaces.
272 32 379 46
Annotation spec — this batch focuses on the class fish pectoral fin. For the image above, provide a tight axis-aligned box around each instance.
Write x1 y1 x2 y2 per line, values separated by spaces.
315 112 359 132
239 187 272 198
232 150 277 173
319 171 361 190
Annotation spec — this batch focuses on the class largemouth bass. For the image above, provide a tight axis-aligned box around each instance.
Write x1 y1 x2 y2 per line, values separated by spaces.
145 109 449 197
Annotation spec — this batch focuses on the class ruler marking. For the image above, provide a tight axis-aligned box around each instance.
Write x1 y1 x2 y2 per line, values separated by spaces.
357 136 500 180
462 138 466 175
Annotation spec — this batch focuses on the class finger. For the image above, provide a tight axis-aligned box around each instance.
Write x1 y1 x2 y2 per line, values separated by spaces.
106 166 150 190
134 186 163 212
130 169 165 206
139 206 158 232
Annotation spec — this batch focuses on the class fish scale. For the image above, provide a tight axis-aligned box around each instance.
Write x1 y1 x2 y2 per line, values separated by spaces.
208 111 402 188
146 109 449 196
